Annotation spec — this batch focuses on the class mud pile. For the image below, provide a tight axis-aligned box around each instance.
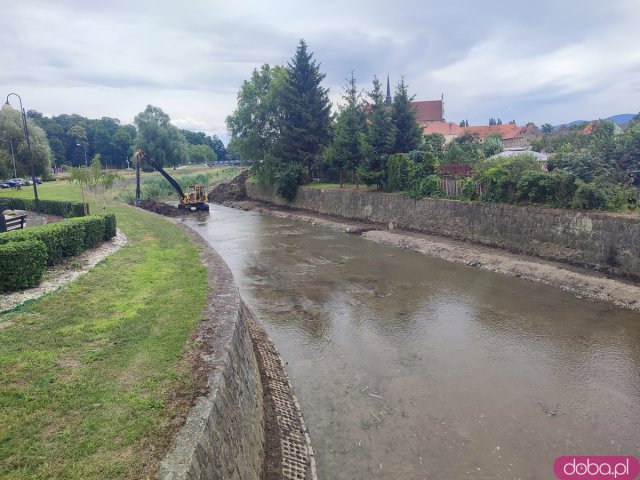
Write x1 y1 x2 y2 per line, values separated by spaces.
207 170 250 203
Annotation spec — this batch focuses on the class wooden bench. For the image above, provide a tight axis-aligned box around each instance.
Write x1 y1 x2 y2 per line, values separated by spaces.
1 214 27 233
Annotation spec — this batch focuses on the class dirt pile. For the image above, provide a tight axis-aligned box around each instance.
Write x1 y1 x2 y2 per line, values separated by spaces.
207 170 250 203
133 199 181 217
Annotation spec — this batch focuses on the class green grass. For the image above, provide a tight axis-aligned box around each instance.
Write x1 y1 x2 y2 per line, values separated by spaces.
305 182 379 191
0 181 208 478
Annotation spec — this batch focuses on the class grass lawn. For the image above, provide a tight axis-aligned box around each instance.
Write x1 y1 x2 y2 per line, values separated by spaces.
305 182 379 191
0 181 210 479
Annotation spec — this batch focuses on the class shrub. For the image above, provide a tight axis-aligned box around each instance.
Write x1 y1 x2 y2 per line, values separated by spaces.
103 213 117 240
386 153 410 192
571 182 607 210
0 197 87 217
0 239 47 292
68 216 106 248
275 163 303 201
0 220 86 265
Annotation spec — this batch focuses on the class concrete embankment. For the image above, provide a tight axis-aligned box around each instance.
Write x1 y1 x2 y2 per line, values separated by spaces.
245 183 640 281
156 219 316 480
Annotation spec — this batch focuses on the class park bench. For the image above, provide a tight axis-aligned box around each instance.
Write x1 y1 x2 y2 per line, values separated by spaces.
0 214 27 233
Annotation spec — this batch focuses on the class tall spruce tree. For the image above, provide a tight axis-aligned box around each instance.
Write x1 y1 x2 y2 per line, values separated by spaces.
276 39 332 177
391 78 422 153
326 72 367 187
358 75 396 188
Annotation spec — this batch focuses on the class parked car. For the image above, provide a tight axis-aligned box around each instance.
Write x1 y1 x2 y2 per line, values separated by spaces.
0 180 10 188
8 178 30 186
34 177 43 184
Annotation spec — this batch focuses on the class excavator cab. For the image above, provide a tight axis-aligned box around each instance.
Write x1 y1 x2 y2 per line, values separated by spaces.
180 185 209 211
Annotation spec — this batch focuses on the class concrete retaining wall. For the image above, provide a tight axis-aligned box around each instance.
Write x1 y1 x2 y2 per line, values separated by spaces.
246 183 640 279
158 231 264 480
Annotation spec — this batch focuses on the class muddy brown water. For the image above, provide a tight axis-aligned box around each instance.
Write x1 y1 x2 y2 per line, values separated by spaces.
186 204 640 479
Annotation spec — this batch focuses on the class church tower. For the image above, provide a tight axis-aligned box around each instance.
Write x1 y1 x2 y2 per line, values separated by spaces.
385 75 392 105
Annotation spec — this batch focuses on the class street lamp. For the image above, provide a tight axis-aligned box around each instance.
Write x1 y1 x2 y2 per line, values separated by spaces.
76 143 88 166
3 93 40 211
0 138 18 181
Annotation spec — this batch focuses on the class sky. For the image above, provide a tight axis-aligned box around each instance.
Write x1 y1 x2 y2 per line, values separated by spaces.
1 0 639 144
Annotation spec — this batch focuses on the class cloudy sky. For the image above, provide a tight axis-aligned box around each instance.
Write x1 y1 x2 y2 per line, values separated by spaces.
1 0 639 143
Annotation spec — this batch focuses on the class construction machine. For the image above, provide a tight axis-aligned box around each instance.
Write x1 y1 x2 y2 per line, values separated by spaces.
134 149 209 211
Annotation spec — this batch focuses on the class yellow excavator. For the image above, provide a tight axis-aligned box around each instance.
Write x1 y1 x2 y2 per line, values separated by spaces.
134 149 209 211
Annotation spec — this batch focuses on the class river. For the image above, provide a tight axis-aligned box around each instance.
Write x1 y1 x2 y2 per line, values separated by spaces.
186 204 640 479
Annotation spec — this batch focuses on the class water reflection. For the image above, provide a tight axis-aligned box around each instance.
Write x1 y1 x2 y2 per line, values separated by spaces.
185 205 640 480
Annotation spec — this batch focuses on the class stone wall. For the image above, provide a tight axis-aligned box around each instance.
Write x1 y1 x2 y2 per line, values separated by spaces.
246 183 640 280
158 232 264 480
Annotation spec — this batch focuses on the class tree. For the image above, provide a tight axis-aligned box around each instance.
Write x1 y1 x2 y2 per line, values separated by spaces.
188 144 217 164
276 39 332 176
226 63 288 172
497 118 503 125
459 119 466 127
357 76 395 188
483 134 504 157
134 105 188 167
67 165 91 215
489 117 496 126
508 120 516 125
325 72 367 187
0 107 52 178
422 133 446 158
391 78 422 153
541 123 554 134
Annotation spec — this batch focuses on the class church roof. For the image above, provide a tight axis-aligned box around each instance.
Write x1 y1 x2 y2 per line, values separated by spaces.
411 100 444 123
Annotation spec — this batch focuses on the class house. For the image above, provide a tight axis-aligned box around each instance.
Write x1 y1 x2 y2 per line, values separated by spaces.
423 122 541 147
422 121 463 142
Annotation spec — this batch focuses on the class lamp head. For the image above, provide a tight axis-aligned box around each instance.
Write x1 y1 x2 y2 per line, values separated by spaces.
2 101 12 113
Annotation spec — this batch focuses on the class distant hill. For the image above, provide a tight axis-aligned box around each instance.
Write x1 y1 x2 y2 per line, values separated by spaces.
554 113 636 130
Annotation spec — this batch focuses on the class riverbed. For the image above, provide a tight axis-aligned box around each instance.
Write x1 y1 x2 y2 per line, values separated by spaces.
186 204 640 479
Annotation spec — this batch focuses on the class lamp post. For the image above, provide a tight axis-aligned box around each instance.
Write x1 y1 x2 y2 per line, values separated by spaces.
0 138 18 181
3 93 40 212
76 143 88 166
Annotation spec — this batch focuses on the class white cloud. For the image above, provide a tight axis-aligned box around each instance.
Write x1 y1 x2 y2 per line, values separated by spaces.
1 0 639 136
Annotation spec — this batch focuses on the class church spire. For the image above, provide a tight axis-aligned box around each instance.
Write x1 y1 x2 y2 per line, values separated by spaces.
385 74 392 105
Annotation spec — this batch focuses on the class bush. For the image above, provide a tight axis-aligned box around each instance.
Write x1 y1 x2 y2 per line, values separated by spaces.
103 213 117 240
571 182 607 210
0 197 87 217
407 174 443 199
0 220 86 265
0 239 47 292
68 216 106 248
386 153 410 192
275 164 303 201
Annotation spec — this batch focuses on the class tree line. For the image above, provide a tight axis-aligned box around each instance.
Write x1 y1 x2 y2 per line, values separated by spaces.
0 106 227 180
226 39 640 210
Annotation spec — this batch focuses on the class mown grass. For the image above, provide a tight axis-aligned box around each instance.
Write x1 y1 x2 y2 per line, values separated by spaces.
0 181 208 479
305 182 379 191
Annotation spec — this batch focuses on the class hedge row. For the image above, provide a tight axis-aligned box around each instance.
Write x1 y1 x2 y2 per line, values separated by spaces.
0 240 48 292
0 214 117 292
0 197 87 218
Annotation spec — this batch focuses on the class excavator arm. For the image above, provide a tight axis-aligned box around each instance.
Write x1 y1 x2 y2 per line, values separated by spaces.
134 149 186 199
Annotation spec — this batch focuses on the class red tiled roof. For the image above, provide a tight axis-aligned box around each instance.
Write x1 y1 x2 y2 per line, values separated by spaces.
461 124 522 139
422 121 463 136
411 100 444 123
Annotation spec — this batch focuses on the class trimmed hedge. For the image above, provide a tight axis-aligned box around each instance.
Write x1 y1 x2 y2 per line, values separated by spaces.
0 214 116 266
0 197 87 218
68 216 106 248
103 213 117 240
0 239 48 292
0 221 85 265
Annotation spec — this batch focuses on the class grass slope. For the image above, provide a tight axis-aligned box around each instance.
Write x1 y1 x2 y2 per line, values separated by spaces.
0 181 208 479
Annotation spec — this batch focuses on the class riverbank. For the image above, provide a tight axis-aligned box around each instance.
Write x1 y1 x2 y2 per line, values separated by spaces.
223 199 640 312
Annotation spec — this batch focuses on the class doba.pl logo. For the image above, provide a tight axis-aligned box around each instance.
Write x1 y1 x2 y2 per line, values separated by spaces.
554 456 640 480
